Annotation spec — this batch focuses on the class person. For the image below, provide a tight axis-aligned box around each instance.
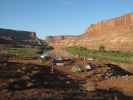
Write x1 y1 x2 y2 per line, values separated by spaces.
52 58 56 65
50 58 56 73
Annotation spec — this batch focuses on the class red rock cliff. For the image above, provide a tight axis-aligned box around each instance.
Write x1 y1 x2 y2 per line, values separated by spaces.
82 13 133 38
47 13 133 51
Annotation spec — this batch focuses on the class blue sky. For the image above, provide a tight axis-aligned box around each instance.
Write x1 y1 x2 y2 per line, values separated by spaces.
0 0 133 38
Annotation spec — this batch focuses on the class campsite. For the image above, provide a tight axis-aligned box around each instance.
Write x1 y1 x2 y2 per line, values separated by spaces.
0 47 133 100
1 0 133 99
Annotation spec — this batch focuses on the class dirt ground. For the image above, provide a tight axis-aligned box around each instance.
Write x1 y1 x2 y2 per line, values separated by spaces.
97 76 133 96
0 61 130 100
1 54 133 100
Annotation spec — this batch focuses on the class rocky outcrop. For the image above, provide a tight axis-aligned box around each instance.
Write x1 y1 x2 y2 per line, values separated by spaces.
82 13 133 37
46 35 79 48
0 28 42 48
0 28 37 41
46 35 79 42
79 13 133 51
48 13 133 52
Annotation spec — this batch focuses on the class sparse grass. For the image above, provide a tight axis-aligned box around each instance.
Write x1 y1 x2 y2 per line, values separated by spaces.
7 48 40 58
67 47 133 63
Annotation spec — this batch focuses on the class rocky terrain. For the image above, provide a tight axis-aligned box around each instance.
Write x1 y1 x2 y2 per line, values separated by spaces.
0 28 43 48
48 13 133 52
0 12 133 100
46 35 79 48
0 55 133 100
80 13 133 51
46 35 79 42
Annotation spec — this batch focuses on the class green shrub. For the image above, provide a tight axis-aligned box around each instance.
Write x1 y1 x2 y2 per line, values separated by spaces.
67 47 133 63
99 45 105 52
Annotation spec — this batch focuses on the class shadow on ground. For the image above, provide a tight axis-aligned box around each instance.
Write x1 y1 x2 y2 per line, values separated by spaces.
0 62 132 100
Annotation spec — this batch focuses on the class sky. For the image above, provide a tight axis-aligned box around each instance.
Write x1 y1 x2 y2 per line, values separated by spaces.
0 0 133 38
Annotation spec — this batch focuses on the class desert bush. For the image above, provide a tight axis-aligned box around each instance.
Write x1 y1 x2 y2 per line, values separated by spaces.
67 47 133 63
99 45 106 52
38 44 54 54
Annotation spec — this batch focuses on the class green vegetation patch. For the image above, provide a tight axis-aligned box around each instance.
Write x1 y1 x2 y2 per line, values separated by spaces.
7 48 40 58
67 47 133 63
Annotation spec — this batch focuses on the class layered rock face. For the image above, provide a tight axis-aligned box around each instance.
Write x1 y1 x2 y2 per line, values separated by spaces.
46 35 79 42
82 13 133 37
48 13 133 52
0 28 37 41
0 28 42 48
79 13 133 51
46 35 80 48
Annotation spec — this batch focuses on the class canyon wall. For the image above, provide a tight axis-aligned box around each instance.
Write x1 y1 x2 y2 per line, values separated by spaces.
48 13 133 52
0 28 42 48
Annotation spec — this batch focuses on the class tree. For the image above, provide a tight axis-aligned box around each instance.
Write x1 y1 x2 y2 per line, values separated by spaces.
61 36 65 40
38 43 54 54
99 45 105 52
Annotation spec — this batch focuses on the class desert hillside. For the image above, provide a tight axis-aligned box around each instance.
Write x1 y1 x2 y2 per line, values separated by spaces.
0 28 43 48
48 13 133 52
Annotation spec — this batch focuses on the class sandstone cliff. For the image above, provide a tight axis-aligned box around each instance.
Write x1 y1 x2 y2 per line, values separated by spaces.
83 13 133 37
79 13 133 51
46 35 79 48
48 13 133 52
